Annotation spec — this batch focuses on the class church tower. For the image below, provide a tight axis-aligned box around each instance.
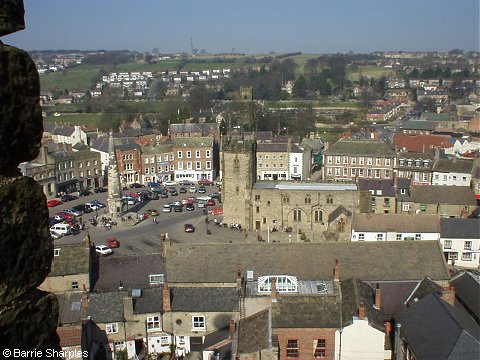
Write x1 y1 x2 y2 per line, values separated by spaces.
107 132 123 219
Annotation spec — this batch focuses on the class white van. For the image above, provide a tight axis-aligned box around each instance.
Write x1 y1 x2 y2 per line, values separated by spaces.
50 223 72 235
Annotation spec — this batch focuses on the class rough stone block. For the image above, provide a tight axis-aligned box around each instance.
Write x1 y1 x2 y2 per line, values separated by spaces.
0 0 25 36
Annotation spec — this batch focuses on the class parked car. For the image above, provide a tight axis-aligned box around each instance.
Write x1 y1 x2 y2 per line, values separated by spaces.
73 204 93 213
173 204 183 212
148 191 160 200
147 181 160 188
210 192 221 200
184 224 195 233
197 201 206 208
62 208 83 217
198 178 213 186
94 187 107 193
179 180 194 185
49 217 59 227
61 194 78 202
170 190 178 196
189 186 197 193
90 200 106 208
185 203 195 211
150 209 159 217
130 183 143 188
54 212 75 221
78 189 92 197
198 186 206 194
164 181 177 186
179 187 187 193
106 237 120 248
207 199 216 206
161 191 169 198
47 199 63 207
162 204 171 213
95 245 113 256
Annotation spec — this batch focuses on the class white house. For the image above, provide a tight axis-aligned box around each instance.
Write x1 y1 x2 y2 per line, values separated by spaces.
440 218 480 269
431 158 475 186
90 135 109 185
52 125 88 146
351 213 440 242
288 144 311 180
444 137 480 155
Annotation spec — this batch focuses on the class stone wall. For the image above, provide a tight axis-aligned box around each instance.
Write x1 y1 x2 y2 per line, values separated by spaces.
0 0 60 353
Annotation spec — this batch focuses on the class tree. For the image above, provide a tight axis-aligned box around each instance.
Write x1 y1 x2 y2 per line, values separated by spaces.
293 76 308 99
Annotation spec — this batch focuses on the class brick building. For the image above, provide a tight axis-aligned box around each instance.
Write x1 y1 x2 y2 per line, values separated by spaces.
116 143 142 186
173 137 215 183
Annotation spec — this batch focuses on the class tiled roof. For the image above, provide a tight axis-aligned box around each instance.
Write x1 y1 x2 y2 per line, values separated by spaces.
396 293 480 359
272 295 341 328
165 242 450 283
324 139 395 156
392 133 452 153
410 185 476 205
352 213 440 233
440 218 480 239
57 325 82 347
432 159 475 174
237 309 270 354
51 244 90 277
94 253 165 292
171 287 239 312
87 291 127 323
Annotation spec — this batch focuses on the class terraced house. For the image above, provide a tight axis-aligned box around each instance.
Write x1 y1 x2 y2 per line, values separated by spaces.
173 137 215 183
322 139 396 181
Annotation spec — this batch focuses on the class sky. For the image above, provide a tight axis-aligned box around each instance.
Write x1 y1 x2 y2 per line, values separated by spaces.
3 0 479 54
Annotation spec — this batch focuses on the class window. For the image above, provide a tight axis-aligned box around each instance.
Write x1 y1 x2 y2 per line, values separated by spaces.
464 241 472 250
196 161 201 170
147 316 161 331
78 162 83 168
385 158 391 166
149 274 165 285
106 323 118 334
367 157 373 165
359 157 364 165
305 196 311 204
343 156 348 164
444 240 452 249
415 234 421 241
205 161 211 170
351 157 356 165
335 156 340 164
255 195 261 201
462 176 467 182
177 151 182 159
195 150 200 158
177 162 183 170
314 339 326 358
256 206 259 213
293 209 302 222
186 151 191 158
314 210 323 222
186 161 192 170
358 233 365 241
125 163 133 170
375 158 381 165
377 233 384 241
461 252 472 261
71 281 79 290
326 195 333 204
283 196 290 204
399 159 405 166
374 169 380 178
402 203 410 212
86 161 90 167
192 316 205 330
396 234 402 241
54 248 60 257
327 156 332 164
286 339 299 358
94 160 98 165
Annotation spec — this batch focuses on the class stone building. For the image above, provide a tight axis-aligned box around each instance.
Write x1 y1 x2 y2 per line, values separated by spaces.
173 137 215 183
19 146 56 197
323 139 396 181
256 142 290 181
222 140 367 241
140 142 174 184
72 150 102 190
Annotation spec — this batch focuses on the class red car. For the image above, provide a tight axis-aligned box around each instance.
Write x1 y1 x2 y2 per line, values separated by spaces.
207 199 216 206
106 237 120 248
198 178 213 186
47 199 63 207
54 212 75 221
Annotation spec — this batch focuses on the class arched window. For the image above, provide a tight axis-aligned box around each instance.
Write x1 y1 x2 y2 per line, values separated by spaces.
283 196 290 204
326 195 333 204
305 195 311 204
293 209 302 222
314 209 323 222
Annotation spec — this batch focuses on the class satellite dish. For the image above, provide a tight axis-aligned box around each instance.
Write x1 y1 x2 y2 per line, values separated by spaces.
415 209 421 214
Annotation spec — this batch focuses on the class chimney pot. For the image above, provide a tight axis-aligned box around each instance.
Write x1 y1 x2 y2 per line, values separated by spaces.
271 277 277 301
229 319 235 339
442 285 456 306
375 283 381 309
334 259 340 282
358 302 365 320
163 282 171 312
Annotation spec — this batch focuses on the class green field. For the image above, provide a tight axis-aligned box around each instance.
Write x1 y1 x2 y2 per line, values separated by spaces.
44 113 102 125
40 64 100 92
346 65 394 81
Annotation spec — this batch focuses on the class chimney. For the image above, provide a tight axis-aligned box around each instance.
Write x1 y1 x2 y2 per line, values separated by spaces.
271 277 277 302
358 302 365 320
236 269 242 289
442 285 456 306
163 282 171 312
334 259 340 282
162 240 171 257
375 284 381 309
229 319 236 339
123 297 134 321
385 321 392 335
81 295 89 309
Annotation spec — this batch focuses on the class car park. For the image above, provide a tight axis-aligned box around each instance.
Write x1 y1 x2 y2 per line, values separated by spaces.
106 237 120 248
184 224 195 233
54 212 75 222
47 199 62 207
185 203 195 211
95 245 113 256
162 204 171 213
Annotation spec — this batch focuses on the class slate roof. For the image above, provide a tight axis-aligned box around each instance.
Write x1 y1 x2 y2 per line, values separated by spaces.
237 309 270 354
87 291 127 323
141 142 173 154
404 277 443 306
256 142 289 152
133 288 163 314
94 254 165 292
396 177 411 188
396 292 480 360
172 137 213 147
370 281 418 319
341 279 384 331
402 120 437 131
90 135 109 153
324 139 395 156
53 125 75 137
170 123 203 133
272 295 341 328
56 292 88 325
165 242 450 283
432 159 475 174
358 179 395 196
440 218 480 239
50 244 90 277
327 205 352 223
450 272 480 323
171 287 239 312
43 122 56 134
352 213 440 233
410 185 476 205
